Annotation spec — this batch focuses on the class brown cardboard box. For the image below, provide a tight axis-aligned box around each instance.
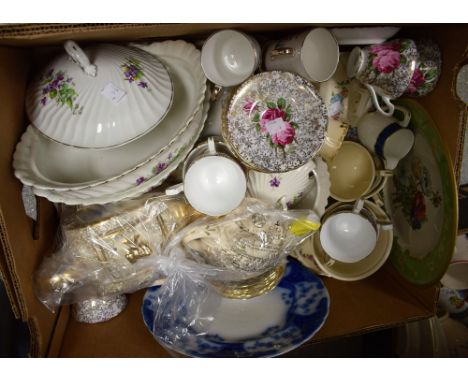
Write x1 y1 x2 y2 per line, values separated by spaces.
0 23 466 357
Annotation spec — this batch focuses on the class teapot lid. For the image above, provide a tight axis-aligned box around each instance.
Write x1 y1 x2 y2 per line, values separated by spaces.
26 41 173 149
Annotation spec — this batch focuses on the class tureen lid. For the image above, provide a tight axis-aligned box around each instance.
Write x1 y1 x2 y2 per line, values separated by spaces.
223 71 327 172
26 41 173 149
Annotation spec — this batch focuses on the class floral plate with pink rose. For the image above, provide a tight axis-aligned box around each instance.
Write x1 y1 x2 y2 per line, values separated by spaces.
222 71 327 173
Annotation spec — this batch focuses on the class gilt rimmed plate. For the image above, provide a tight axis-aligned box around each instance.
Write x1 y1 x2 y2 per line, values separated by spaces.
142 259 329 358
382 99 458 286
14 40 206 192
31 90 210 205
223 71 327 173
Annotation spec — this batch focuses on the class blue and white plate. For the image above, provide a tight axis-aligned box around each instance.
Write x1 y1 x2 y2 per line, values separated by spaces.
142 259 330 357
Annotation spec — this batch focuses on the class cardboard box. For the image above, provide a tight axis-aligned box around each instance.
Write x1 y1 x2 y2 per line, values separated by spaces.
0 23 466 357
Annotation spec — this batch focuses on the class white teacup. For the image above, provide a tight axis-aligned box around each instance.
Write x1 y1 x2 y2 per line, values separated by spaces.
357 105 414 170
264 28 339 83
319 199 392 263
201 29 261 87
166 137 246 216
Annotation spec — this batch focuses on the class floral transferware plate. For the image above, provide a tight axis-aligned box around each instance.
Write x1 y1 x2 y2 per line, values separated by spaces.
382 99 457 286
141 259 330 357
295 157 331 218
26 42 174 149
31 90 210 205
14 40 206 192
223 71 327 172
293 200 393 281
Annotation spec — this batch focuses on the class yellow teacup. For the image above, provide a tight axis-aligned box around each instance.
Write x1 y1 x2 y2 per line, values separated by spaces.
328 141 391 202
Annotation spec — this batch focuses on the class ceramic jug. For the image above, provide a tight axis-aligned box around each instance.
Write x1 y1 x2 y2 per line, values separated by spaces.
357 106 414 170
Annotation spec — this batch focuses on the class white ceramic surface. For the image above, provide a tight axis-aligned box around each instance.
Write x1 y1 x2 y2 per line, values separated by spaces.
31 91 210 205
26 41 174 149
296 200 393 281
264 28 339 83
330 27 400 45
320 211 377 263
185 155 246 216
295 157 330 217
201 29 261 87
357 106 414 170
14 40 206 191
247 160 315 208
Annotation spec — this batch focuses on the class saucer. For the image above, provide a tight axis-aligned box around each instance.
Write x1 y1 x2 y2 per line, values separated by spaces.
223 71 327 172
294 200 393 281
142 259 330 357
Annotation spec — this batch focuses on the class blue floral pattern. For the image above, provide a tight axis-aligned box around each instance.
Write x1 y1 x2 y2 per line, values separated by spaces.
141 259 330 357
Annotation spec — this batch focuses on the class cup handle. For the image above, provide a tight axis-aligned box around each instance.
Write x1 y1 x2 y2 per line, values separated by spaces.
371 194 385 207
393 105 412 127
352 199 365 214
207 137 217 155
377 169 394 177
210 84 222 102
377 221 393 231
165 183 184 196
365 84 395 117
271 47 295 58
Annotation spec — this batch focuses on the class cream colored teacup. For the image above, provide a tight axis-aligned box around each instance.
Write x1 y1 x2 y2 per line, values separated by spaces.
328 141 392 202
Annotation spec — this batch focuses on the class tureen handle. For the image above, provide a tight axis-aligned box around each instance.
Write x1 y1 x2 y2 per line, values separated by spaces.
64 40 97 77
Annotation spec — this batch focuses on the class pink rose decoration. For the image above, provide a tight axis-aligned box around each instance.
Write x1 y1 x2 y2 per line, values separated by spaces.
369 41 401 54
406 67 425 94
271 122 295 146
372 49 401 73
259 108 285 132
243 100 257 114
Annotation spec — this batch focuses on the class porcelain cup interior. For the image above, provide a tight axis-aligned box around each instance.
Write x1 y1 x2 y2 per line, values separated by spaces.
319 200 378 263
201 29 260 87
182 137 247 216
328 141 377 202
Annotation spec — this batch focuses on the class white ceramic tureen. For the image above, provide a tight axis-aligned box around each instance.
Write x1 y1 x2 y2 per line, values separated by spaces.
25 40 173 149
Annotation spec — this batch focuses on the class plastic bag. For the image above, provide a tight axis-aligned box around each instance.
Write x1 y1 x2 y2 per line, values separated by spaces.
147 198 320 353
34 192 199 311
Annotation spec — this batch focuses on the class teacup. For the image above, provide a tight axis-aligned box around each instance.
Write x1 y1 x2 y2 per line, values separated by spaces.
347 39 418 116
319 199 392 263
201 29 261 87
328 141 392 202
166 137 246 216
357 105 414 170
296 200 393 281
246 160 316 209
404 39 442 97
264 28 339 83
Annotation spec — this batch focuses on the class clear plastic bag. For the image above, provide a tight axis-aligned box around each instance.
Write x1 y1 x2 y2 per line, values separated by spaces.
34 192 199 311
146 198 320 352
